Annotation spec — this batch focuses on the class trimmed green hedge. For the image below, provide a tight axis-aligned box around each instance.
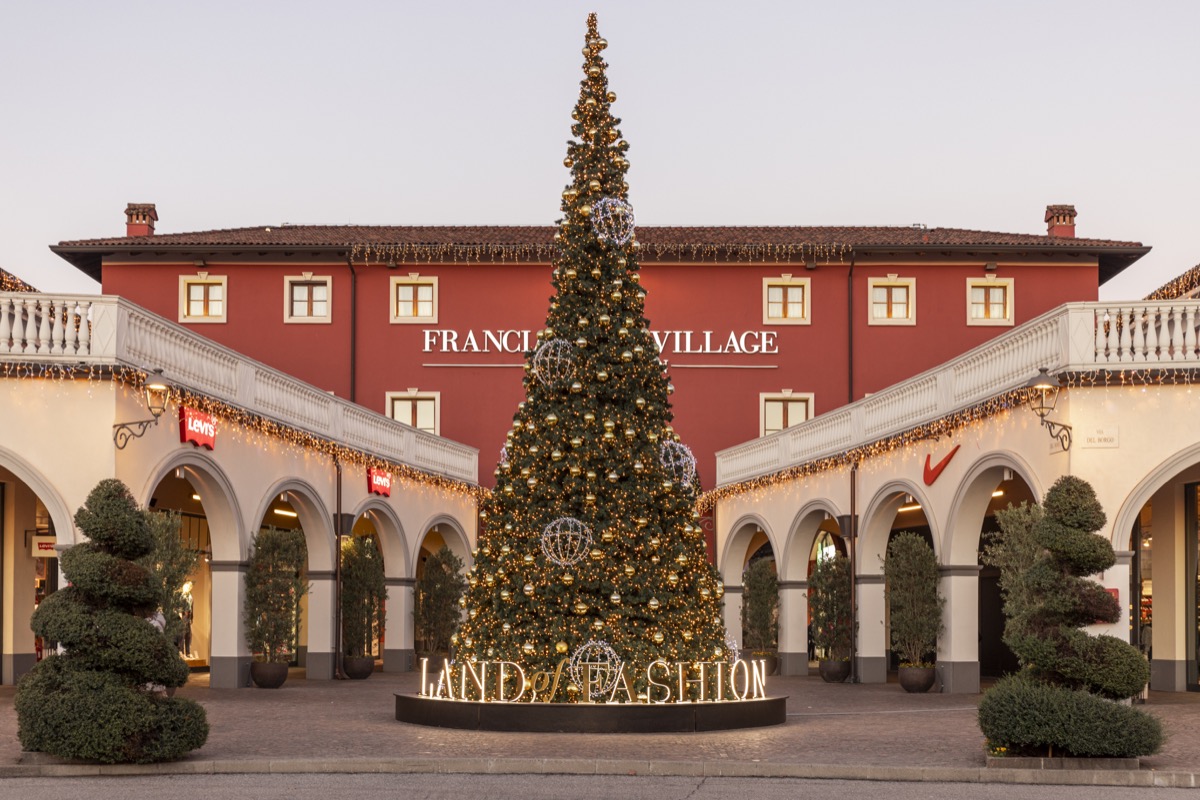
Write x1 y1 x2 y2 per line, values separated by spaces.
16 479 207 762
979 674 1162 758
16 657 208 764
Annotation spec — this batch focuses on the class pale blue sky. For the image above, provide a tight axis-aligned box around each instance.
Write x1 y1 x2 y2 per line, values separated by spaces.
2 1 1196 299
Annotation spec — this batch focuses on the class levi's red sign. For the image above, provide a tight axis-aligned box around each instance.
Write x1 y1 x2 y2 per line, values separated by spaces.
368 467 392 497
180 407 217 450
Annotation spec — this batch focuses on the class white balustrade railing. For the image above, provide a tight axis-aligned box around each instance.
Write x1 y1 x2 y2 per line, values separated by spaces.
716 300 1200 486
0 292 478 484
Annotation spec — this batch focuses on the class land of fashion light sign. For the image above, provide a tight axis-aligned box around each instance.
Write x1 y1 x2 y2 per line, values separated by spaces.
422 329 780 356
418 656 769 704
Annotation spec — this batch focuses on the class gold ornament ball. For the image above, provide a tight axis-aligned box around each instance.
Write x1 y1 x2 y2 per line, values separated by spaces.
651 555 660 564
606 91 617 102
503 483 513 494
451 634 459 645
579 204 592 217
575 336 588 348
551 449 563 460
621 350 633 362
624 564 635 576
500 589 511 600
668 572 679 586
527 477 537 487
634 460 644 472
545 413 558 425
584 96 597 106
469 608 478 619
523 583 535 596
569 464 582 476
459 595 468 607
500 544 511 554
588 179 601 192
599 313 611 325
618 327 630 338
590 547 604 560
648 597 661 610
653 632 664 644
563 573 575 585
570 381 583 393
607 471 619 483
700 587 711 598
487 648 495 658
586 470 597 479
592 619 604 630
682 631 693 642
485 574 495 585
502 622 511 632
522 642 536 654
574 601 588 614
578 316 589 328
565 267 577 278
601 529 614 542
587 66 601 77
585 492 597 503
597 370 609 381
635 397 646 408
624 428 636 440
564 157 574 168
603 419 616 430
523 553 534 563
610 592 621 604
590 267 602 278
556 641 569 654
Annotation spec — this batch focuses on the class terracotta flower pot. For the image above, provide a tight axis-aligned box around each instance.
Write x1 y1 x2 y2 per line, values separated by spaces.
818 659 851 683
250 661 289 689
898 665 936 693
343 656 375 680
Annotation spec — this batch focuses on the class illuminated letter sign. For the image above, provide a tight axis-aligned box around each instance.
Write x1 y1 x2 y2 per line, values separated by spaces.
179 407 217 450
368 467 393 497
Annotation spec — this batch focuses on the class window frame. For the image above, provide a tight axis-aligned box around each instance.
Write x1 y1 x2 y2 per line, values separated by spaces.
759 391 814 437
762 275 812 326
389 274 439 324
867 275 916 326
386 390 440 435
966 276 1015 327
178 273 228 324
283 273 333 324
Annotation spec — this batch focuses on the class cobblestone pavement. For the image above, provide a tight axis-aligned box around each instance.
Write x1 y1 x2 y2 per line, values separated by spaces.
1 671 1196 772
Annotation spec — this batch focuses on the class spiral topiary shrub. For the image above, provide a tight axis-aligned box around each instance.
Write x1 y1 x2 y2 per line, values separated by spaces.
16 479 208 763
978 475 1161 758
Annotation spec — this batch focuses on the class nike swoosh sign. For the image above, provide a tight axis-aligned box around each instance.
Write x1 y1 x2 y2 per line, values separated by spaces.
923 445 961 486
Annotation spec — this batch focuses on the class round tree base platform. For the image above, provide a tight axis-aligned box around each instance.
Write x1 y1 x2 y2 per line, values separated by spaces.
394 693 788 732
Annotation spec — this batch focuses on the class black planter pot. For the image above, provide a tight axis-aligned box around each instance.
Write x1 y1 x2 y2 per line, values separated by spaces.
343 656 376 680
250 660 289 689
818 659 851 683
753 653 779 676
898 665 937 693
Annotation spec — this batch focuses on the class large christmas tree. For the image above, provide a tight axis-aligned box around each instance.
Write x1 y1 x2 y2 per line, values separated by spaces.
453 13 728 702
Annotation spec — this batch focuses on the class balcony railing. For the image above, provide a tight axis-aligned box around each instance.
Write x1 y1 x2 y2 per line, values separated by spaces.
0 293 478 484
715 300 1200 486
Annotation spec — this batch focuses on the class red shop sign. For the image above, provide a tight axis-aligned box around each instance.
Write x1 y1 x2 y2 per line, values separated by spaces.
180 407 217 450
368 467 392 497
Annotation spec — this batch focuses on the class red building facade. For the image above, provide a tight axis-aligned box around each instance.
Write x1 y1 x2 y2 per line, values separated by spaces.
54 204 1147 497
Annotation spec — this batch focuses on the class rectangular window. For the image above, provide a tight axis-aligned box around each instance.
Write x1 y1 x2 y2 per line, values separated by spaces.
867 276 916 326
762 276 811 325
760 392 813 436
178 274 228 323
387 391 440 435
966 277 1014 326
284 275 332 323
390 275 439 324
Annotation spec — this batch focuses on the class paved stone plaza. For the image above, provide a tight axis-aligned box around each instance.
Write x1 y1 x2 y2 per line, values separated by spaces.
2 672 1197 784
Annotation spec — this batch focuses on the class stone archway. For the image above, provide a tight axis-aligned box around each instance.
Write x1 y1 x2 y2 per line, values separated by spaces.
141 451 246 689
350 499 414 672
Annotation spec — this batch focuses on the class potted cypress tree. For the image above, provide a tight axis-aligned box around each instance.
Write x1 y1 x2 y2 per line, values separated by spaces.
414 546 466 659
243 526 308 688
883 532 944 692
340 535 386 680
809 553 854 682
740 558 779 675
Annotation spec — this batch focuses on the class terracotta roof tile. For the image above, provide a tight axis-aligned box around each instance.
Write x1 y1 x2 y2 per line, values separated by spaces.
55 223 1143 250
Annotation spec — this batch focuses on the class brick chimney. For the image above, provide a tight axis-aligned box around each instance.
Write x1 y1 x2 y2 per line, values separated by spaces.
124 203 157 237
1045 204 1076 239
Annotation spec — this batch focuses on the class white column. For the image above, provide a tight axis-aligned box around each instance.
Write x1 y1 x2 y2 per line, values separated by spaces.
856 577 887 683
306 572 336 679
209 562 250 688
384 578 415 672
778 582 808 676
724 584 743 649
937 567 981 693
